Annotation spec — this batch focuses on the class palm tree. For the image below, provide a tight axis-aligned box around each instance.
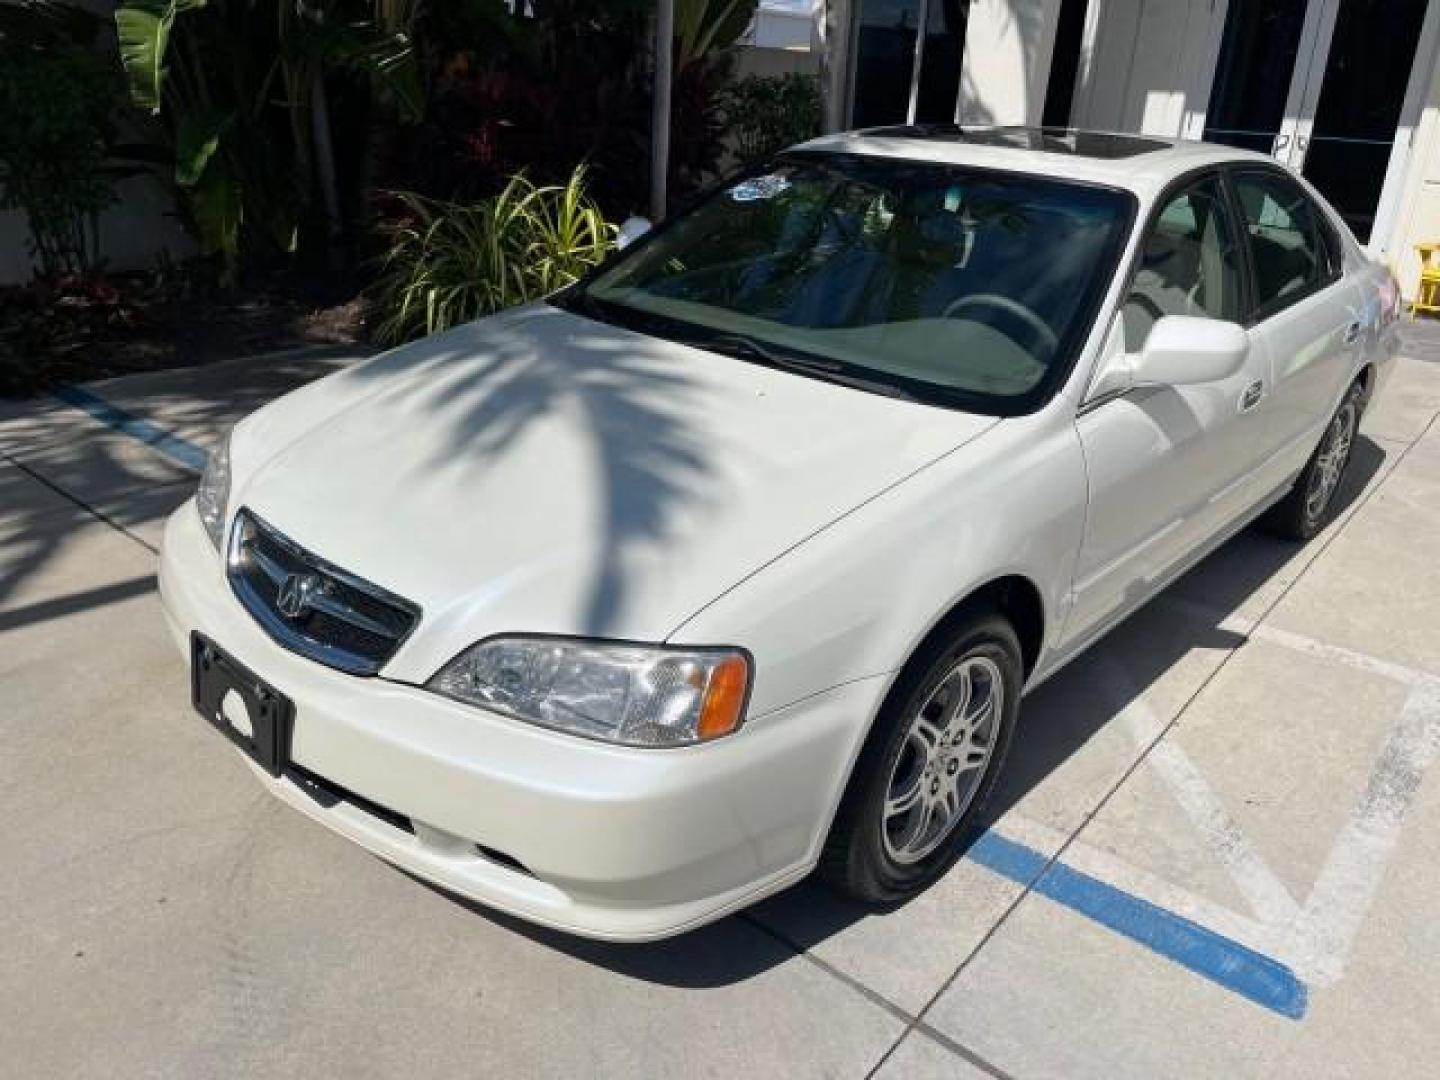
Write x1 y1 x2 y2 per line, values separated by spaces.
114 0 421 278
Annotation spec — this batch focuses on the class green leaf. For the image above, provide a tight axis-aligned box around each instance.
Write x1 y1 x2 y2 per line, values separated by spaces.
372 166 613 345
174 106 228 186
674 0 757 69
188 157 241 279
287 19 424 123
365 30 423 123
113 0 206 113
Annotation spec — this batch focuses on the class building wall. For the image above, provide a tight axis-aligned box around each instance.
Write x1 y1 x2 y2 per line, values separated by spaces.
0 0 194 286
750 0 818 51
957 0 1063 126
934 0 1224 134
1379 36 1440 300
1068 0 1223 138
735 43 821 80
0 175 194 285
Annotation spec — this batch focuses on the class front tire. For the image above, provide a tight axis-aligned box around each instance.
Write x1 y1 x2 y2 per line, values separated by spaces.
1262 381 1363 541
819 612 1021 905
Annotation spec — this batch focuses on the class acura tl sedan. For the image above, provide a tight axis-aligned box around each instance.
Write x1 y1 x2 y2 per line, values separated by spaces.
159 126 1399 941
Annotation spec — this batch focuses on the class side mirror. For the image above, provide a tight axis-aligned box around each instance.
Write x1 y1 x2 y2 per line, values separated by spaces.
1134 316 1249 386
616 216 653 250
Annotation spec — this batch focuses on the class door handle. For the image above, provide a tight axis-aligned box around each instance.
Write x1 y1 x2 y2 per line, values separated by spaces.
1239 379 1265 413
1343 321 1361 346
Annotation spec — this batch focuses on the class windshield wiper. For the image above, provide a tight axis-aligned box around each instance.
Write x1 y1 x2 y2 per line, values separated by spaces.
693 332 917 402
558 297 918 403
703 332 836 369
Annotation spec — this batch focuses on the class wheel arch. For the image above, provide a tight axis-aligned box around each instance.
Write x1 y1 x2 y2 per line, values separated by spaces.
817 573 1046 885
899 574 1047 689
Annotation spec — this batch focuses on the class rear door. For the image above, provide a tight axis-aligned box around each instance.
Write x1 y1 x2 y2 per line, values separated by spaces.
1226 166 1365 496
1065 172 1271 649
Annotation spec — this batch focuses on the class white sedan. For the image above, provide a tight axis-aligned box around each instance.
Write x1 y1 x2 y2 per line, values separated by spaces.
159 126 1400 941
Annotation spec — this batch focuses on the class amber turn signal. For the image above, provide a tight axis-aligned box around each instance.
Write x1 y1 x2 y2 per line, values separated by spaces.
696 653 751 741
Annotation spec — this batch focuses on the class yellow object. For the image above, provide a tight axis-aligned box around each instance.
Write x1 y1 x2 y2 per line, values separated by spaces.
1411 242 1440 316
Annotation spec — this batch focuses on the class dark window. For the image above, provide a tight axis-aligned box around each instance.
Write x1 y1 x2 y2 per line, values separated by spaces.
1315 211 1342 278
915 0 968 123
1231 170 1335 315
1302 0 1426 242
851 0 972 127
852 0 925 128
1042 0 1090 128
1203 0 1308 155
1123 176 1244 352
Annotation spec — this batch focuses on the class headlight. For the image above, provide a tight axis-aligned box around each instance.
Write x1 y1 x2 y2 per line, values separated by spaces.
427 636 751 747
195 429 232 551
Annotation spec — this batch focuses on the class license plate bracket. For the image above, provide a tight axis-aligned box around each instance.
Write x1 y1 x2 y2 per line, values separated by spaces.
191 632 293 777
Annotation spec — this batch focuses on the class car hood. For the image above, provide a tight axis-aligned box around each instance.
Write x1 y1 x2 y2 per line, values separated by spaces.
233 304 997 678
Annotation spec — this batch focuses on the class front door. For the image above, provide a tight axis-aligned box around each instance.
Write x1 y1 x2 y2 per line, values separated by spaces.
1200 0 1435 250
1065 174 1268 650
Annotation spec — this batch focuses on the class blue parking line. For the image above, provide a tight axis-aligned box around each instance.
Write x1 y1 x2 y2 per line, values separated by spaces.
51 381 1309 1019
969 831 1308 1019
52 384 209 472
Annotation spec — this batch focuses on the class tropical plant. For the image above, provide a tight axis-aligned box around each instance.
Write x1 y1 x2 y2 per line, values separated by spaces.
112 0 423 281
669 55 736 202
664 0 759 205
725 72 821 164
0 2 129 278
674 0 758 70
373 166 614 344
398 0 652 215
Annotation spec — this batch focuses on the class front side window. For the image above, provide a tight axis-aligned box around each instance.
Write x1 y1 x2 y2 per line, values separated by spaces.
1232 170 1333 314
1123 176 1244 352
563 155 1134 414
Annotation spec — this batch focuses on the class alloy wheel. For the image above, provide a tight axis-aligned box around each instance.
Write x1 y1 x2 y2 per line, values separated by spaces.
1304 402 1356 525
881 655 1003 865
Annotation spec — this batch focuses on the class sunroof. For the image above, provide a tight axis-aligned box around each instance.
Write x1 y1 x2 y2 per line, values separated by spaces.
860 125 1171 160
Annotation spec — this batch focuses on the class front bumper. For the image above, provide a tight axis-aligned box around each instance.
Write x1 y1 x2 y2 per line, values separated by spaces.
158 502 884 940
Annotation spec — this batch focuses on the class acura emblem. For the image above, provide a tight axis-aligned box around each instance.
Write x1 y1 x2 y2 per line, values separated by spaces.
276 573 322 619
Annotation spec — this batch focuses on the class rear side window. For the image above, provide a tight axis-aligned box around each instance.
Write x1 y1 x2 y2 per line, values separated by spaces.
1123 176 1244 352
1231 170 1336 315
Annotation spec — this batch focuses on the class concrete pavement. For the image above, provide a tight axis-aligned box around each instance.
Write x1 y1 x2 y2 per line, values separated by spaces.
2 331 1439 1078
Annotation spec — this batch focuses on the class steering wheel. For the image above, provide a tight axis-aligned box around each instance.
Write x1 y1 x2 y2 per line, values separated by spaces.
942 293 1059 356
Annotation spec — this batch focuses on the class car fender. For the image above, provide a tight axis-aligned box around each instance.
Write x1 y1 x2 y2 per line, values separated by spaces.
667 405 1089 725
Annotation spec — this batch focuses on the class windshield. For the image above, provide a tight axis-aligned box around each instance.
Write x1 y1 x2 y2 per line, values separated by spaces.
562 153 1134 413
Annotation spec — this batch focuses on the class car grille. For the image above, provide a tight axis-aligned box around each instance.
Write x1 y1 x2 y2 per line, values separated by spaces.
227 509 421 676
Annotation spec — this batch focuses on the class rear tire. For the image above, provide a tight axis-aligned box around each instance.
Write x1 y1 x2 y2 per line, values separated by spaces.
1262 382 1363 542
819 612 1021 905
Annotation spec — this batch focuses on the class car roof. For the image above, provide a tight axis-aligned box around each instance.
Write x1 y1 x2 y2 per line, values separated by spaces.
792 125 1281 199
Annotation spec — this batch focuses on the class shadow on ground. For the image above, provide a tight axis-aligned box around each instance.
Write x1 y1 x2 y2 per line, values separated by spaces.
0 349 355 619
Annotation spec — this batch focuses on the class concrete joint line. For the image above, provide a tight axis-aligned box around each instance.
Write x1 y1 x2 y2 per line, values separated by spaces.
0 449 160 556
